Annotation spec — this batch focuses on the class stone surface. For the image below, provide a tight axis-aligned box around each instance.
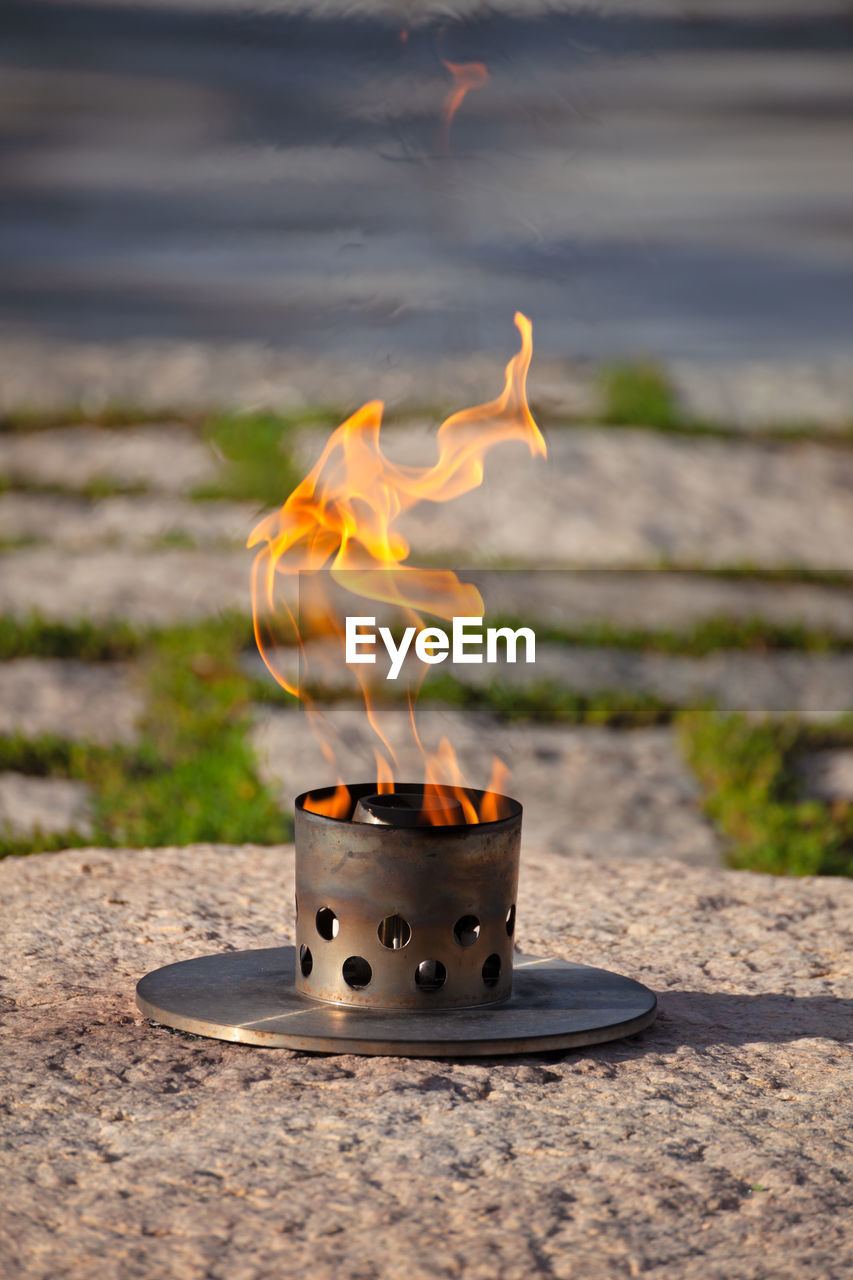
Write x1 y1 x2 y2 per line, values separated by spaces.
25 0 848 15
0 772 92 837
250 706 721 865
0 492 259 550
0 425 220 495
672 358 853 432
5 7 853 392
295 427 853 568
0 659 143 745
6 541 853 628
464 570 853 635
798 750 853 803
0 548 252 624
490 645 853 722
248 635 853 720
0 342 600 423
253 570 853 637
1 843 851 1279
5 339 853 431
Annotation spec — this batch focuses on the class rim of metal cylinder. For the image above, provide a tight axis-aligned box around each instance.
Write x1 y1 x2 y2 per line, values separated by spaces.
353 790 466 828
296 781 522 829
293 782 522 1012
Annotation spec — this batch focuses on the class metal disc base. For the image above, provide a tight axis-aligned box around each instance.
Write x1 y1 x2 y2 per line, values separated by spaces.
136 947 656 1057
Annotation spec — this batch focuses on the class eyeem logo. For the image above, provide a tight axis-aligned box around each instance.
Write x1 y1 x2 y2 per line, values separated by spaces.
345 616 536 680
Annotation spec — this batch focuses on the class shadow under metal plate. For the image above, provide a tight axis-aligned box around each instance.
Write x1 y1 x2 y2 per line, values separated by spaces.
136 947 656 1057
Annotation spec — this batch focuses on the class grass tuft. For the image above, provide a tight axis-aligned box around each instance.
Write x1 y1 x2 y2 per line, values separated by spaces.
678 711 853 876
0 617 291 858
408 676 674 728
0 405 195 434
488 614 853 655
194 409 337 508
0 615 145 662
598 362 680 430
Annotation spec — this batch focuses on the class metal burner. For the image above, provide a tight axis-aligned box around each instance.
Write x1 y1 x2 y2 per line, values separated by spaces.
295 782 520 1010
136 782 657 1056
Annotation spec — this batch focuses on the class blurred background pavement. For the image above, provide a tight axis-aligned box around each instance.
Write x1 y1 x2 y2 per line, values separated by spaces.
1 0 852 876
2 0 853 413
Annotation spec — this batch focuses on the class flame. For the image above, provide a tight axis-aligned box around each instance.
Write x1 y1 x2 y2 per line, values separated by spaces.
480 758 511 823
423 737 479 826
375 753 395 794
248 312 545 824
440 58 488 152
304 779 351 820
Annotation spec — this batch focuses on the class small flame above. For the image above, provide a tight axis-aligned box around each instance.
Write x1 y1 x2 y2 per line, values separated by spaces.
248 314 545 825
440 58 488 152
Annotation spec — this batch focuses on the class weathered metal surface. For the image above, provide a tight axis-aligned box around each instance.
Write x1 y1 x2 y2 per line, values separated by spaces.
294 783 522 1010
136 948 657 1057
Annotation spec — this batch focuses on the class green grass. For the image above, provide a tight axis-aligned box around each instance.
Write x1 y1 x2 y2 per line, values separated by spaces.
593 362 853 441
0 612 258 663
4 609 853 876
0 473 150 500
0 618 291 858
0 828 94 859
80 475 149 500
487 614 853 655
194 409 337 507
424 676 675 727
678 711 853 876
598 362 682 431
0 615 146 662
0 405 195 434
706 567 853 589
0 405 338 510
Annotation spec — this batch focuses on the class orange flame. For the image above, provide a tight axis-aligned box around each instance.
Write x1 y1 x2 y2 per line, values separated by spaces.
248 313 545 824
440 58 488 152
304 779 351 819
480 758 511 823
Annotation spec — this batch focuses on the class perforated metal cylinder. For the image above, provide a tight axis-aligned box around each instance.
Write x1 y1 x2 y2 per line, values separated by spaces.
293 783 522 1010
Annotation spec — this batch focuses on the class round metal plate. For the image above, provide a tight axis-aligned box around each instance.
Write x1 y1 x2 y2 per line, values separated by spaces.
136 948 656 1057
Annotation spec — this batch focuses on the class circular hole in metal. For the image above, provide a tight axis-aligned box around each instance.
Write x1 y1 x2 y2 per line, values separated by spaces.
377 914 411 950
505 904 516 937
299 944 313 977
482 953 501 987
342 956 372 989
316 907 339 941
415 959 447 993
453 915 481 948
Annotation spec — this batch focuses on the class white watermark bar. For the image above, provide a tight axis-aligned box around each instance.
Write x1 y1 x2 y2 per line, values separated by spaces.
345 616 536 680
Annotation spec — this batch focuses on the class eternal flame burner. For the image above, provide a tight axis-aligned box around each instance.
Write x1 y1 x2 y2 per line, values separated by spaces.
136 785 657 1057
